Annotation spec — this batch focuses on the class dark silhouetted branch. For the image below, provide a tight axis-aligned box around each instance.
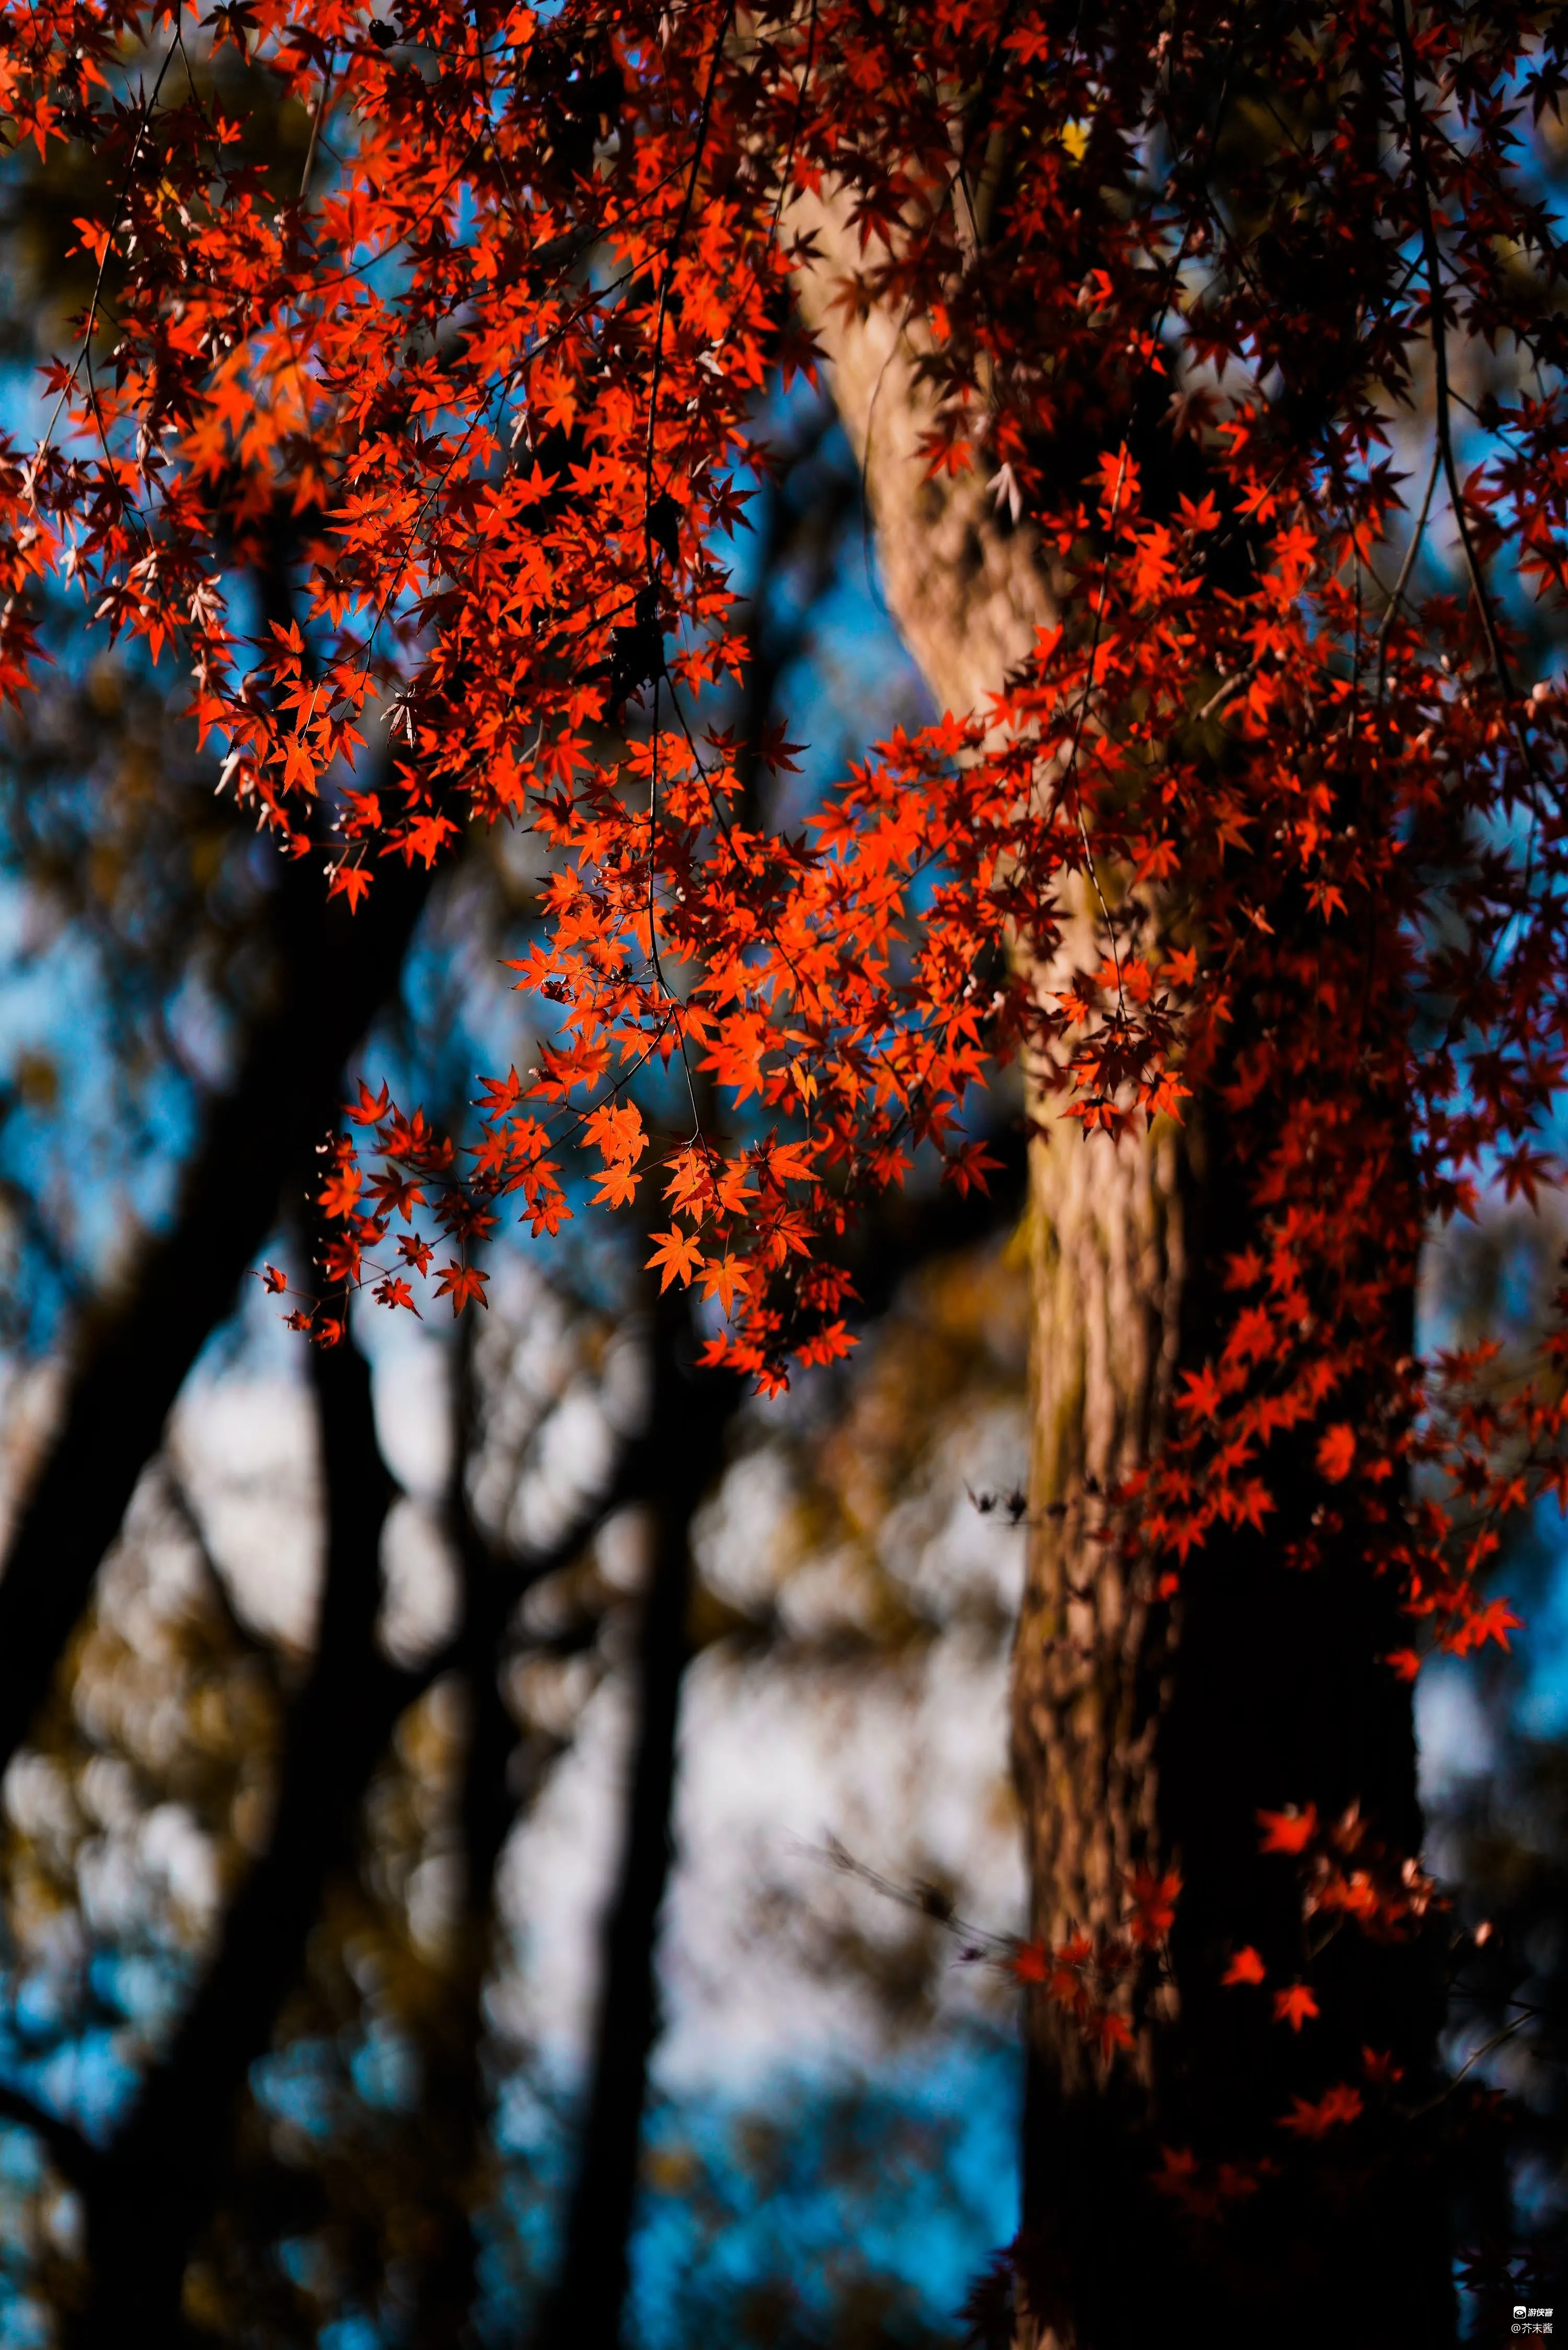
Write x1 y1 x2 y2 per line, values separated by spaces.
407 1315 645 2346
0 846 432 1789
0 2081 100 2193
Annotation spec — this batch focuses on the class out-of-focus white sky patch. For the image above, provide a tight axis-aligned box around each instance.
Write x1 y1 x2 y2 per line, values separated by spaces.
522 1382 618 1552
467 1250 644 1556
693 1446 794 1612
77 1796 218 1952
493 1630 1021 2096
166 1277 462 1656
378 1496 459 1669
876 1402 1029 1622
594 1507 650 1596
167 1377 319 1652
657 1633 1023 2092
361 1311 453 1503
493 1331 1028 2100
495 1673 636 2072
1417 1661 1497 1807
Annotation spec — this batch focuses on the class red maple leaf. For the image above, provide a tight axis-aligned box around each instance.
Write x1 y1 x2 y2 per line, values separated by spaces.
1124 1864 1181 1945
1258 1806 1318 1856
1316 1423 1356 1483
1279 2084 1362 2137
1084 2008 1135 2062
319 1162 363 1221
1273 1983 1320 2033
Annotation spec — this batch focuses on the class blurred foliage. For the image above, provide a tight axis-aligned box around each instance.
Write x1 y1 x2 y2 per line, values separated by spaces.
1420 1199 1568 2296
1443 1737 1568 2266
0 1212 1032 2343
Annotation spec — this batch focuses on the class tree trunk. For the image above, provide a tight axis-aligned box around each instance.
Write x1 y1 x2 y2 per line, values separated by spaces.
401 1331 523 2350
1012 1105 1449 2349
540 1288 739 2350
70 1329 405 2349
790 187 1453 2350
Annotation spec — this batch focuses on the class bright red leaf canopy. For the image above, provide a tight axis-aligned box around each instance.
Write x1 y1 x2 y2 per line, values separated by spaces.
7 0 1568 1666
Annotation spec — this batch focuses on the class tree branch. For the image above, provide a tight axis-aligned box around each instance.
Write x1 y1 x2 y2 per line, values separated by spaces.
159 1463 287 1681
0 844 433 1790
0 2081 101 2193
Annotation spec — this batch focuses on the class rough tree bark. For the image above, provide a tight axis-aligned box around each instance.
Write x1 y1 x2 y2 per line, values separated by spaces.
790 188 1451 2349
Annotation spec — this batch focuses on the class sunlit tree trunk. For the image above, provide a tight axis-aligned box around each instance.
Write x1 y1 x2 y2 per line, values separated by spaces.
790 189 1453 2350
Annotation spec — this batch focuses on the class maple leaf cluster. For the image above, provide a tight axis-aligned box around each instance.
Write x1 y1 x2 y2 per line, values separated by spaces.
1152 1803 1453 2215
1005 1862 1183 2068
1002 1804 1448 2182
7 7 1568 1671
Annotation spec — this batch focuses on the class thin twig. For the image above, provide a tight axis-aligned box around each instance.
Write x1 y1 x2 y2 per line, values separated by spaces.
811 1834 1014 1962
32 36 182 482
1390 0 1517 713
1192 655 1263 725
1375 439 1442 687
298 51 338 204
1399 2003 1542 2120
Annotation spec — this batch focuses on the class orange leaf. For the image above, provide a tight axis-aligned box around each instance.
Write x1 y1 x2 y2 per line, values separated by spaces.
645 1226 702 1292
699 1253 745 1317
433 1260 489 1316
346 1080 391 1126
591 1164 642 1208
319 1163 362 1220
